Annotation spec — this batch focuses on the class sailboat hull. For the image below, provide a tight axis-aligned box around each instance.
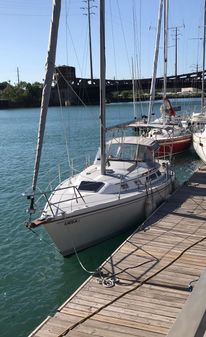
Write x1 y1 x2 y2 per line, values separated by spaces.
44 180 173 256
157 135 192 157
193 131 206 164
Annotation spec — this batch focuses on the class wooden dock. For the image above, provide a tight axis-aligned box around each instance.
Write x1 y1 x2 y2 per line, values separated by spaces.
29 168 206 337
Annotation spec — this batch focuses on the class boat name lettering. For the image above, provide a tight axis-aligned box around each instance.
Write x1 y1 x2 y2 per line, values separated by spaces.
64 219 79 226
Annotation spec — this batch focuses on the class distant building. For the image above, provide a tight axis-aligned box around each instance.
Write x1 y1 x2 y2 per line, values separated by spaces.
50 66 77 106
50 65 100 106
54 65 76 85
180 87 197 93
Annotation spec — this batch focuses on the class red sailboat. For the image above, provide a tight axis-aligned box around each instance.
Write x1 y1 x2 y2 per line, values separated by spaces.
147 97 192 157
128 0 192 158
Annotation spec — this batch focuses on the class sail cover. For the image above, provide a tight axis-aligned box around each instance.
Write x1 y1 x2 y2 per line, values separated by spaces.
32 0 61 192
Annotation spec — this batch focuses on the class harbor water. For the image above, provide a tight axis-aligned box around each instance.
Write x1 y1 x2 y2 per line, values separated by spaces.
0 99 202 337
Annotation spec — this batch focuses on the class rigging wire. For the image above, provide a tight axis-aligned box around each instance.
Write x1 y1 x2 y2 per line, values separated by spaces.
132 0 144 118
108 0 117 80
26 225 60 252
55 67 87 106
116 0 132 76
56 81 72 171
64 18 84 76
55 82 92 175
139 0 142 79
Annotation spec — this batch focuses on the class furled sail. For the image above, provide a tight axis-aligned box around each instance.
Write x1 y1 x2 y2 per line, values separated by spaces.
29 0 61 212
148 0 163 122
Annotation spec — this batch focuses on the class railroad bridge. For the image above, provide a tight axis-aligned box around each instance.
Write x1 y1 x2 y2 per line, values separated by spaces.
50 65 204 106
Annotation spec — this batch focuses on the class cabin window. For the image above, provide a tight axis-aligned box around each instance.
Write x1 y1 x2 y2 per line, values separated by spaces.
107 143 138 161
146 173 157 181
78 181 104 192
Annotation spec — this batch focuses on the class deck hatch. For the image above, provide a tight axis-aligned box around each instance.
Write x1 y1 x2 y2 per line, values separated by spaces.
78 181 104 192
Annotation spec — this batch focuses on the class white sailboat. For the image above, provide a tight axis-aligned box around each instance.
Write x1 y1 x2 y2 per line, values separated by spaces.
25 0 175 257
193 128 206 164
193 0 206 165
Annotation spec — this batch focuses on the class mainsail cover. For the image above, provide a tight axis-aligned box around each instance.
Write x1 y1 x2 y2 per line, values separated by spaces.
32 0 61 192
148 0 163 122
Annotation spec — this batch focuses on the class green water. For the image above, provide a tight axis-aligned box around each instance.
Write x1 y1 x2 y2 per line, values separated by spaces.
0 99 201 337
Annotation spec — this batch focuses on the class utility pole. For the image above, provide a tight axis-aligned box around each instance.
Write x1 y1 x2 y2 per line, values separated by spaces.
190 27 204 95
190 30 202 75
170 25 184 77
17 67 20 85
81 0 97 81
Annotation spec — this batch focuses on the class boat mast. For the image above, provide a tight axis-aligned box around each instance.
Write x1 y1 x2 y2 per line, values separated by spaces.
163 0 168 97
31 0 61 194
132 57 137 119
148 0 163 123
201 0 206 108
100 0 106 175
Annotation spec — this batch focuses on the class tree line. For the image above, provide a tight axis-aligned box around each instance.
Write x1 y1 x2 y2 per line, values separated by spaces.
0 81 43 108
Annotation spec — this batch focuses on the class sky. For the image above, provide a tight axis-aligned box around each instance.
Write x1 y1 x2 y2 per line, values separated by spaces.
0 0 204 84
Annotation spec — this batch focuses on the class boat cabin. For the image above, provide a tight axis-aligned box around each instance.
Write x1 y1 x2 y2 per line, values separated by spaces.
94 136 159 164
